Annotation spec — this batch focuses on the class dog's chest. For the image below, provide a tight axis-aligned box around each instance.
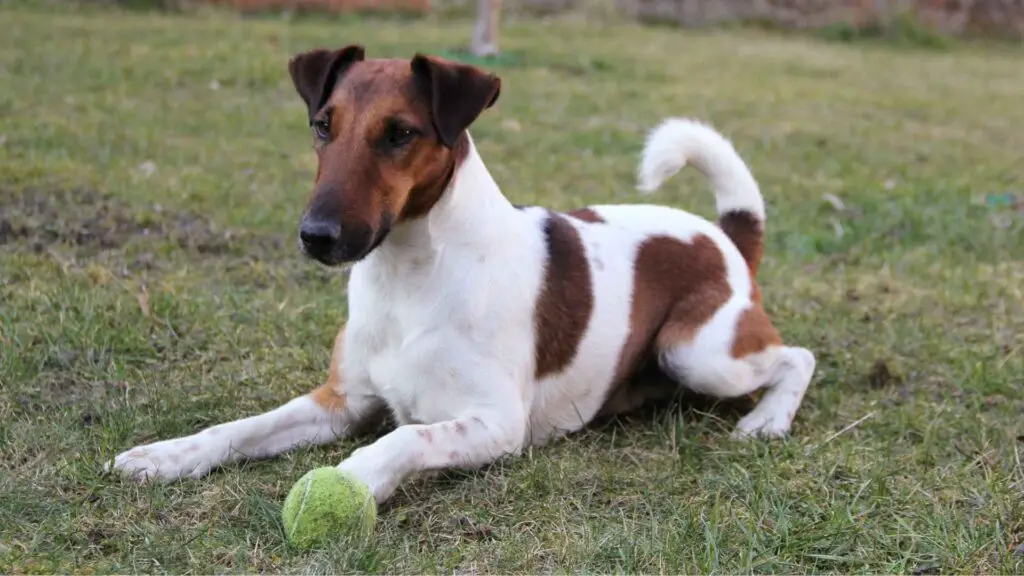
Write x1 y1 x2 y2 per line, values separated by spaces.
349 293 439 424
346 255 504 425
361 310 437 424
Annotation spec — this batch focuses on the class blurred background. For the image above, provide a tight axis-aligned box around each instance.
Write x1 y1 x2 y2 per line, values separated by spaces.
1 0 1022 573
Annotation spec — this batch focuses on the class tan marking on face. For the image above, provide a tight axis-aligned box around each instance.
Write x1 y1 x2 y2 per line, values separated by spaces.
310 327 348 413
399 134 469 221
306 59 468 244
730 305 781 358
533 212 594 379
567 207 605 223
598 234 731 416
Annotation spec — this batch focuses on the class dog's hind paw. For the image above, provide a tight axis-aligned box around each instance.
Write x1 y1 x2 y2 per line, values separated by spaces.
732 409 793 440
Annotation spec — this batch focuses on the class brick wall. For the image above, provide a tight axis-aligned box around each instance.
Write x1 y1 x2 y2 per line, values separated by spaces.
615 0 1024 38
206 0 1023 37
211 0 430 13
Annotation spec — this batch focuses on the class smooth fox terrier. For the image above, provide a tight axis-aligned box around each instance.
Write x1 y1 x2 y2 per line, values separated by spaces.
108 45 817 505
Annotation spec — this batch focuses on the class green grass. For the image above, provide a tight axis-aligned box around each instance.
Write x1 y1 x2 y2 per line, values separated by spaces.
1 4 1023 574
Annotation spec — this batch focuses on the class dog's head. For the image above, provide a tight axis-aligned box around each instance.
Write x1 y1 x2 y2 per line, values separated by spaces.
287 45 501 266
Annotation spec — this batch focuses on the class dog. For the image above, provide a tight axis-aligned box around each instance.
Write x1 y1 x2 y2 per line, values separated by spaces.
107 45 817 505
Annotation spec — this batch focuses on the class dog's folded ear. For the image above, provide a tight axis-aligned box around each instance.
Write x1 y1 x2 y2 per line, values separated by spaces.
411 54 501 148
288 45 366 121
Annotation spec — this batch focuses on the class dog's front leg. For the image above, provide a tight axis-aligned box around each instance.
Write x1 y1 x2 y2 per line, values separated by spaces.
107 327 382 483
337 409 526 504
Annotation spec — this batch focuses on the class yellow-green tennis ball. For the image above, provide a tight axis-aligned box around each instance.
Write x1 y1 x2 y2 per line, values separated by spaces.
281 467 377 550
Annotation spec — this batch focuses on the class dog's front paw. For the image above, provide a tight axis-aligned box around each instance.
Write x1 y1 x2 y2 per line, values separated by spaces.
337 455 389 504
105 436 220 483
732 409 792 440
337 440 408 505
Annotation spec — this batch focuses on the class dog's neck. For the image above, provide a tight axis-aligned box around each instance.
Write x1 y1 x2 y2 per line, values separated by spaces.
371 133 516 263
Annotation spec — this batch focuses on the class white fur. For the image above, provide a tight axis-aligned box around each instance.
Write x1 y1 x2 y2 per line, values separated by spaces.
106 396 345 480
108 120 815 503
637 117 765 221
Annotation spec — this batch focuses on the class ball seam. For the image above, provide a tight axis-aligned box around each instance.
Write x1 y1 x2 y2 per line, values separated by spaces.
288 474 314 542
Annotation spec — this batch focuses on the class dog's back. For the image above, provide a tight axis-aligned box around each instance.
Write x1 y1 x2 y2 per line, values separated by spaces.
519 119 784 441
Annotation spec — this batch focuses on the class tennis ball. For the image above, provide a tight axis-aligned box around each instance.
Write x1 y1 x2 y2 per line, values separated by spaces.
281 467 377 550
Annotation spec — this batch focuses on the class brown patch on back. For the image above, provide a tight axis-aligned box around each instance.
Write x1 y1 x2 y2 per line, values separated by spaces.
310 326 349 413
568 207 605 223
719 210 765 303
730 305 781 358
719 210 763 277
598 234 731 416
534 212 594 379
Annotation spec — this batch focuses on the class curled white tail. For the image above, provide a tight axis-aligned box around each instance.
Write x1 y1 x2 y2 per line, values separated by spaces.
637 117 765 223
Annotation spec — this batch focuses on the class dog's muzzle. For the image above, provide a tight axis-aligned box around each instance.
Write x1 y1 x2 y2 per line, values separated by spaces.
298 216 387 266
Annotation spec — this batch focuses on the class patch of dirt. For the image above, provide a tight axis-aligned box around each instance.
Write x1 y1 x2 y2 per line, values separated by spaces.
867 358 905 389
452 516 498 541
11 374 132 417
0 186 285 258
3 188 130 250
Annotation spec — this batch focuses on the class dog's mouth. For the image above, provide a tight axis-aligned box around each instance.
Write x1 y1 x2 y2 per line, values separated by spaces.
361 224 391 257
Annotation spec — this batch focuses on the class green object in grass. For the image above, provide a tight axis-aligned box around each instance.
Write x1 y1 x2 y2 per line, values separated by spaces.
281 467 376 550
435 48 523 68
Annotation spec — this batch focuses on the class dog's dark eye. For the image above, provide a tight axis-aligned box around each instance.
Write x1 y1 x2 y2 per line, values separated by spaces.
312 118 331 140
384 123 417 149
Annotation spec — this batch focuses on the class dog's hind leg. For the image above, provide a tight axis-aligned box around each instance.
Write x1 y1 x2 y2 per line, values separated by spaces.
655 302 816 438
106 327 384 483
729 345 815 438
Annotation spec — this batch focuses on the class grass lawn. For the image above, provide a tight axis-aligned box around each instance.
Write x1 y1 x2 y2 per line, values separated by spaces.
1 3 1022 573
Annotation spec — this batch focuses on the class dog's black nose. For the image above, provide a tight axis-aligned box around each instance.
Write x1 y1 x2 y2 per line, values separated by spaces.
299 219 341 259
